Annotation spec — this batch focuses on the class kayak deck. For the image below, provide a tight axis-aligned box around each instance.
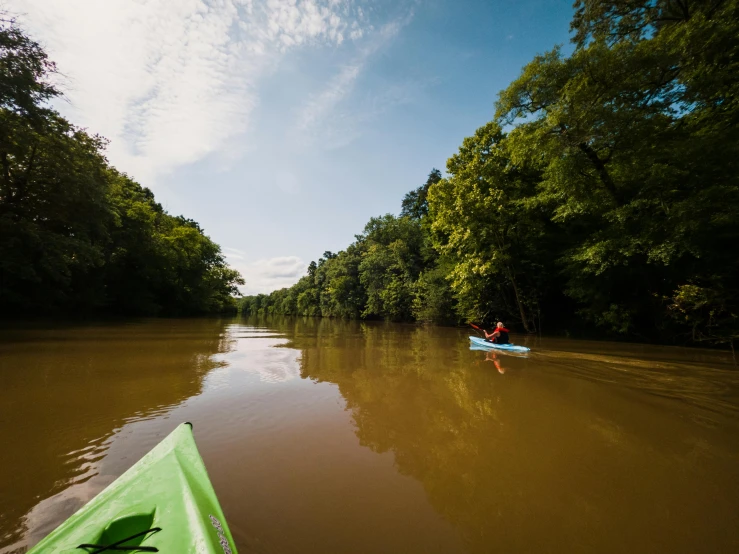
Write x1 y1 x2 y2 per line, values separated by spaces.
28 423 237 553
469 335 531 353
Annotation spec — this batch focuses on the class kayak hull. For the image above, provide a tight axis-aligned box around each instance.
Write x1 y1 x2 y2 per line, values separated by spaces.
469 335 531 353
28 423 237 553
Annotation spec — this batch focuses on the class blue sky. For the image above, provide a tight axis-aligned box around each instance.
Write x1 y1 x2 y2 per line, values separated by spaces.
11 0 573 293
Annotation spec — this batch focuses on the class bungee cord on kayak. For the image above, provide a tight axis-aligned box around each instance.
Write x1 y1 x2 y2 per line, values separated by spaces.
78 527 161 553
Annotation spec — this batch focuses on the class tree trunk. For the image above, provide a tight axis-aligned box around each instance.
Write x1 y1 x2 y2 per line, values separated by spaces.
507 269 533 333
578 141 619 201
1 151 10 191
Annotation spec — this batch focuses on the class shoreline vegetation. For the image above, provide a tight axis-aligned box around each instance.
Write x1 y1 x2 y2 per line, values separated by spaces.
0 14 244 317
240 1 739 348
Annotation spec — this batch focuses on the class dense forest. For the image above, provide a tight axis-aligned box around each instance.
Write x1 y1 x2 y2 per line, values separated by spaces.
241 0 739 346
0 16 243 316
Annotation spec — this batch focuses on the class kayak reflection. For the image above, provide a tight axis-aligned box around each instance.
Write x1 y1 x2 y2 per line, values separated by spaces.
470 342 530 372
485 351 505 374
471 348 528 374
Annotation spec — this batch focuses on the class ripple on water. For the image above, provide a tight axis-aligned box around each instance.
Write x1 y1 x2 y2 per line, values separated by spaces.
534 348 739 426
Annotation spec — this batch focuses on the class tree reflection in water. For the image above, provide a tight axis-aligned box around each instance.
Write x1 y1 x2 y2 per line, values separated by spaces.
263 316 739 554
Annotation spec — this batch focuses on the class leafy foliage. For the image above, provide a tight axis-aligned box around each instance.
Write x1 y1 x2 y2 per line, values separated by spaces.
0 18 243 316
241 214 455 322
492 0 739 340
400 168 442 219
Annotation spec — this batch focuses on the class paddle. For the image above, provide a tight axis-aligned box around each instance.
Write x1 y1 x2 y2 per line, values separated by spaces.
469 323 486 338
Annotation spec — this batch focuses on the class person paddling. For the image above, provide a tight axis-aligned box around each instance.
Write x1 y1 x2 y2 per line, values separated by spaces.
484 322 510 344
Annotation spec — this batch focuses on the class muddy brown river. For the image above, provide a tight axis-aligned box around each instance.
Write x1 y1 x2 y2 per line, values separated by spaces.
1 317 738 553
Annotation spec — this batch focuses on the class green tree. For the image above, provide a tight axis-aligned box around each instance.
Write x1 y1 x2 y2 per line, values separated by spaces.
428 123 548 331
0 14 59 121
412 263 457 324
0 113 111 312
319 246 365 318
400 168 442 220
493 0 739 338
357 215 427 321
0 19 243 316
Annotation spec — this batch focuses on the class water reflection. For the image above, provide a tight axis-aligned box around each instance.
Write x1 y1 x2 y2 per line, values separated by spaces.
1 317 738 554
263 317 739 554
482 350 505 373
0 319 235 550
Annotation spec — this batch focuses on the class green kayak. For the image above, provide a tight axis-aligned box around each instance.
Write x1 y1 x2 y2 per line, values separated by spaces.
28 423 237 553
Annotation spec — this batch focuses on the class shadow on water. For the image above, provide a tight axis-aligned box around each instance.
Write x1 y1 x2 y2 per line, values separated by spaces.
0 318 236 552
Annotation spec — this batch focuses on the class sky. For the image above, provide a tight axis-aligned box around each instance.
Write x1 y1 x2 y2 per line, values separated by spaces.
9 0 574 294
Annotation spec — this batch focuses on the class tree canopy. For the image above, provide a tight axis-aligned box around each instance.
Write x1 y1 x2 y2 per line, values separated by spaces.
0 17 244 316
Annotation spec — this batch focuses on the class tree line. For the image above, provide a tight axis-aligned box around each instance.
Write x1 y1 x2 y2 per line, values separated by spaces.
241 0 739 346
0 16 244 316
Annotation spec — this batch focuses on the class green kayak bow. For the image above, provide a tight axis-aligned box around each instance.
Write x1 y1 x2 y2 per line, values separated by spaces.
28 423 237 553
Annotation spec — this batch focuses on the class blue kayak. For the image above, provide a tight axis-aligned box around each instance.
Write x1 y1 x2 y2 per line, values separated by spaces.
469 336 531 353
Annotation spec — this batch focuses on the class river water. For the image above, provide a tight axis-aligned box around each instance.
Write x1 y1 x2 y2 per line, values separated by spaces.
1 317 738 553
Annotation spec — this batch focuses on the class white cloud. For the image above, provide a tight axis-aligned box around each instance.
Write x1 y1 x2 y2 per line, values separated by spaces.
307 78 421 149
293 13 414 148
8 0 369 184
297 63 361 131
225 254 307 294
222 246 246 260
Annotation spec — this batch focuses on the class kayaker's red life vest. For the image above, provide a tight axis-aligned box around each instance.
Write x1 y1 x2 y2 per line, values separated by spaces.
486 328 510 344
495 328 510 344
